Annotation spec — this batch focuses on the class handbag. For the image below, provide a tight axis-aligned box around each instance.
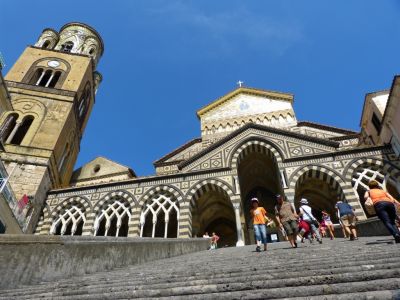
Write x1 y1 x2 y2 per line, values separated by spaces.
264 216 275 227
365 192 376 215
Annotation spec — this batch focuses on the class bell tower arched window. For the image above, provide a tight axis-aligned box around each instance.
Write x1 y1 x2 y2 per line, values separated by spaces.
29 69 63 88
42 40 50 49
60 41 74 53
48 71 61 88
0 113 18 143
10 115 34 145
58 143 70 174
29 68 44 85
78 85 91 122
24 58 69 89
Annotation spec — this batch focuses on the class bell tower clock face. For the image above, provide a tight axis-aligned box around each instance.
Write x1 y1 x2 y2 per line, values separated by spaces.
47 60 60 68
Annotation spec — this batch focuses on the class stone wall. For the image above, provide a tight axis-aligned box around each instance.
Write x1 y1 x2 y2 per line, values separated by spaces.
334 217 391 237
0 235 209 289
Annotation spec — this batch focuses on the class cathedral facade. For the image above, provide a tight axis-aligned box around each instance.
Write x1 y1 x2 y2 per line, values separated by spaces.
1 23 400 246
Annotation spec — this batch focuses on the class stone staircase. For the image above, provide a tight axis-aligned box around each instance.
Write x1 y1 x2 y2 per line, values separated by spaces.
0 237 399 299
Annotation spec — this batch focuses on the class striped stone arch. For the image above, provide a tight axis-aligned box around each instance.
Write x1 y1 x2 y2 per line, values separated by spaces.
132 185 184 238
287 165 346 200
47 196 91 235
182 178 236 238
50 196 91 220
185 178 235 208
344 157 400 217
87 190 137 237
286 164 364 218
138 185 184 207
36 204 51 235
344 157 400 183
229 138 283 170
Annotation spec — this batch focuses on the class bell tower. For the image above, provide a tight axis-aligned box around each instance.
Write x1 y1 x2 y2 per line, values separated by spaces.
0 22 104 233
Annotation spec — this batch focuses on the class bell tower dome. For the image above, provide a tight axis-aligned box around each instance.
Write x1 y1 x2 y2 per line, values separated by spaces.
35 22 104 67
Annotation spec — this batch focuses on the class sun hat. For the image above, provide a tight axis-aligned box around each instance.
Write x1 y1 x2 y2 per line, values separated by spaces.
300 198 308 205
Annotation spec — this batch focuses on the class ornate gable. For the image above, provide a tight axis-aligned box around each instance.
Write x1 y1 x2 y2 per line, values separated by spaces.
197 87 297 144
180 124 339 173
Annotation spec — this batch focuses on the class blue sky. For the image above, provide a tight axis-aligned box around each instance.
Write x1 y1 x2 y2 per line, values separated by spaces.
1 1 400 175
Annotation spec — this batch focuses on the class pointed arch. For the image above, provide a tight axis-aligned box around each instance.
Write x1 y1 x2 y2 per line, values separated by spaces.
49 196 90 236
93 191 135 237
140 194 180 238
138 185 183 239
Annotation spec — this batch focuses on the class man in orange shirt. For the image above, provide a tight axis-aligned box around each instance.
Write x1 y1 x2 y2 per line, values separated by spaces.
250 198 268 252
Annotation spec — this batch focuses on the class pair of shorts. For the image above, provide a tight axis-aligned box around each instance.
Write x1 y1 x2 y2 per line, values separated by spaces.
341 214 356 227
324 221 333 226
283 220 298 235
253 224 267 244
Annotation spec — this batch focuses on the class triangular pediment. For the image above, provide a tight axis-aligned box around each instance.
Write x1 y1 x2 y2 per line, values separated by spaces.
71 156 135 183
197 87 294 123
179 124 339 172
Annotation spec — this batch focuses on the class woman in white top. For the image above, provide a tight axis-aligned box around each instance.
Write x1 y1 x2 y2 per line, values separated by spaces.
299 198 322 244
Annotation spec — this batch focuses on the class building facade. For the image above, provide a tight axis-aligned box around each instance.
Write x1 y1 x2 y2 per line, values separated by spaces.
1 23 400 246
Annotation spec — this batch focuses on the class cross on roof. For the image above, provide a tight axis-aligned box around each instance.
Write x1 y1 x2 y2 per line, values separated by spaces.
237 80 244 88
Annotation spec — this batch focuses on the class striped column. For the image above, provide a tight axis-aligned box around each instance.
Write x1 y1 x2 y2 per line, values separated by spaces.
178 202 192 238
129 206 141 237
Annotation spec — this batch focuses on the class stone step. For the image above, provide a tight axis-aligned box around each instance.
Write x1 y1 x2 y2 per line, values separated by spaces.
2 262 399 299
133 278 400 300
0 237 398 299
2 253 399 298
48 248 400 283
289 290 400 300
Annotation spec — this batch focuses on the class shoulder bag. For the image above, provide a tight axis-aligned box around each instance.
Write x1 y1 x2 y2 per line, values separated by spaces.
301 206 320 227
364 192 376 215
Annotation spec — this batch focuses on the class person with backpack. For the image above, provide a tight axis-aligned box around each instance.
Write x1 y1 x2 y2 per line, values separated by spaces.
298 198 322 244
365 180 400 243
335 200 358 240
275 194 299 248
250 197 268 252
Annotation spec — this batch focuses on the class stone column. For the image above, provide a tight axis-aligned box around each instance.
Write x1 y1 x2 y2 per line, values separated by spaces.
6 121 21 144
233 202 245 247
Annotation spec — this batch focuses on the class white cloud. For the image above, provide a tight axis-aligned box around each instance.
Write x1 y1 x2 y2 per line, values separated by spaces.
145 1 304 57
